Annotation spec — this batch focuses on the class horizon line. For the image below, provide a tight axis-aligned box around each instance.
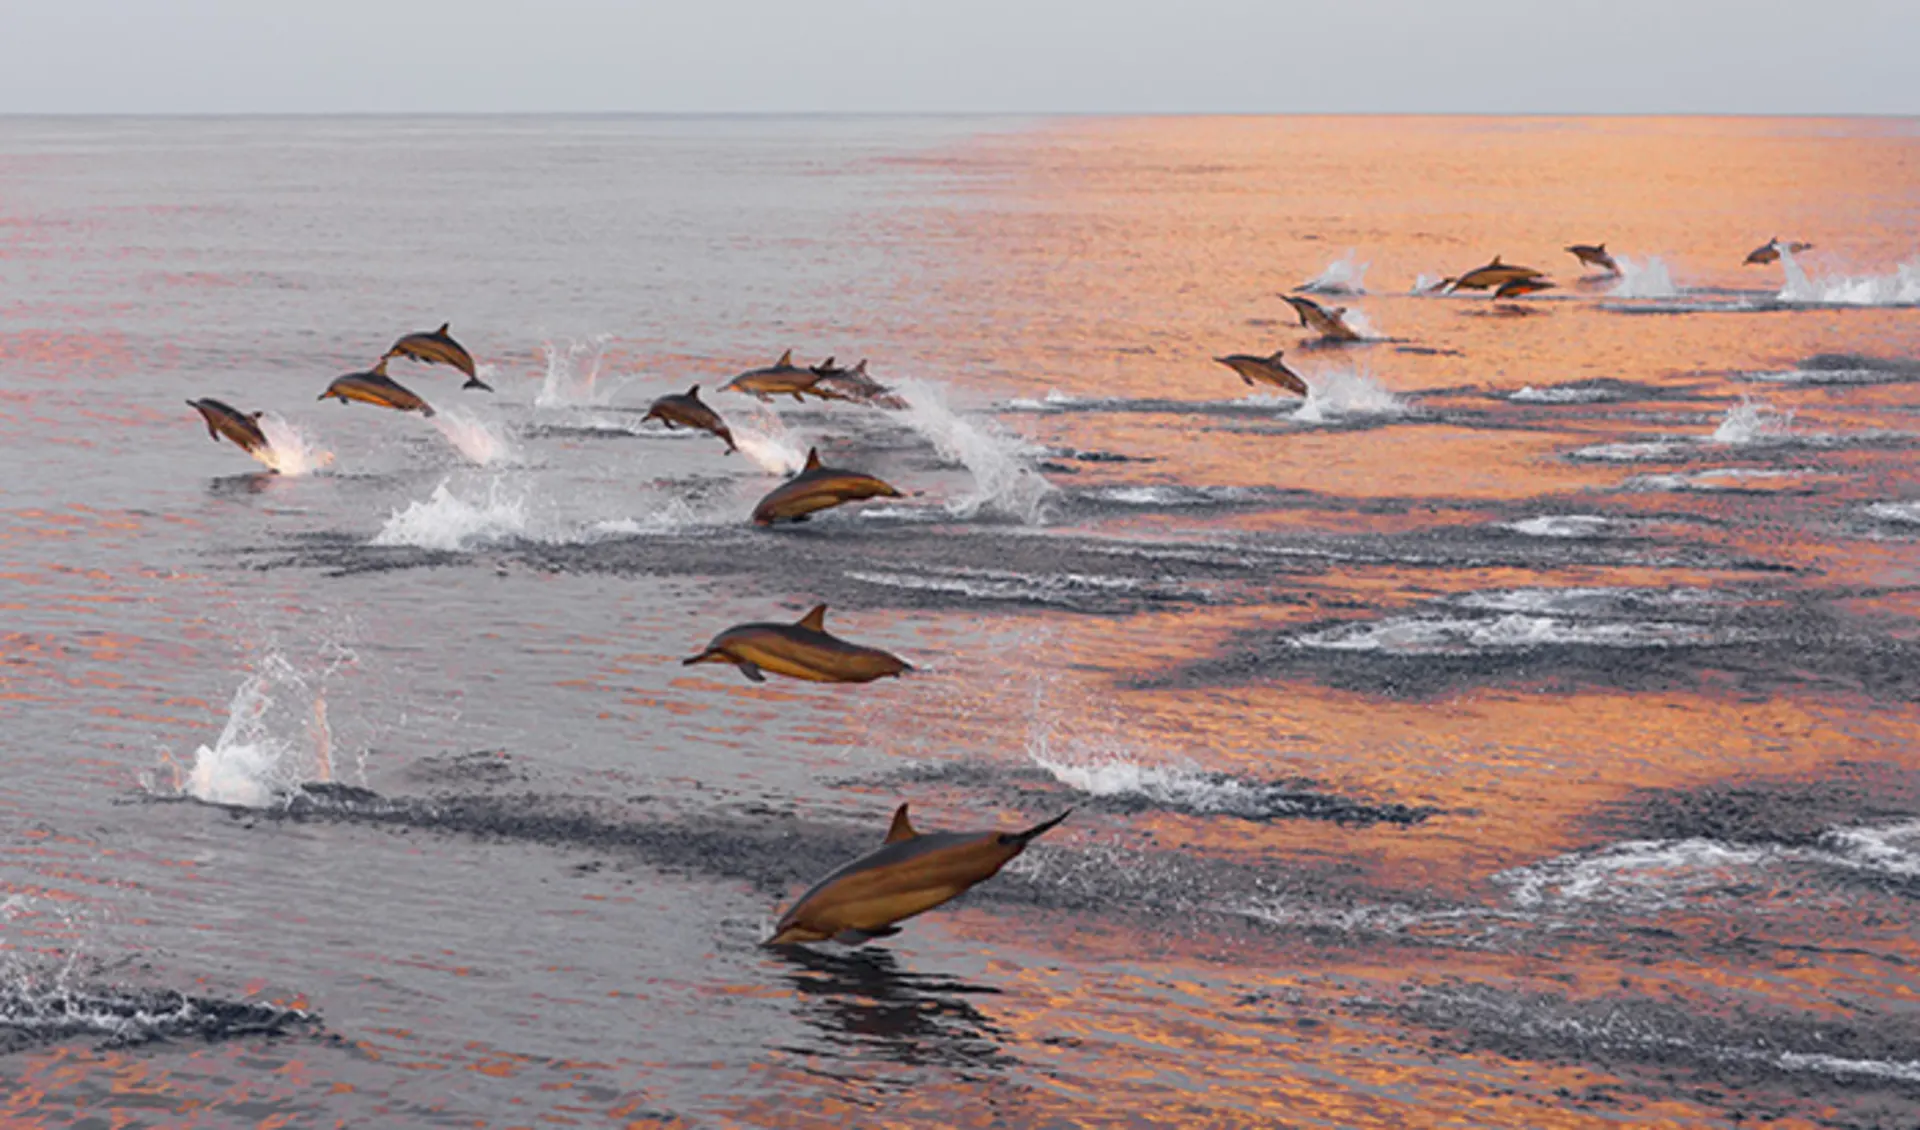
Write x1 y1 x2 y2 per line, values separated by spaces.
1 110 1916 121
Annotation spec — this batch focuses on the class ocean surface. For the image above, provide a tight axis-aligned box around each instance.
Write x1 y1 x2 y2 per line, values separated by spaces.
2 114 1918 1128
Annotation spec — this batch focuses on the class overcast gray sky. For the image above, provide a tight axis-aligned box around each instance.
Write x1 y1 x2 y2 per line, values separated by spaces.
2 0 1915 115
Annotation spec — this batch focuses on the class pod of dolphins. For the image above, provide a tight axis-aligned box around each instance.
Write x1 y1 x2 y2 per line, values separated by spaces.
183 233 1819 949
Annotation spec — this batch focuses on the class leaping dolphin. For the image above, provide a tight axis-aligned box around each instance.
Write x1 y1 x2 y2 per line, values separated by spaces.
808 359 907 409
1564 243 1619 274
766 803 1072 946
722 350 829 403
1279 294 1362 342
384 323 490 391
750 447 902 525
1493 277 1557 299
1744 237 1814 266
186 398 273 461
682 603 910 683
318 358 435 417
1445 256 1547 293
642 384 736 452
1213 349 1307 395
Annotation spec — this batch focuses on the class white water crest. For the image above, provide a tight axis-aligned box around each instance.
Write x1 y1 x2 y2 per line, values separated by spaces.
1296 249 1369 295
1292 368 1407 423
1864 501 1920 526
1340 307 1381 339
1509 384 1617 404
1607 255 1678 298
533 335 617 407
146 648 354 808
1290 613 1724 656
1624 467 1817 492
253 414 334 476
1777 247 1920 306
892 377 1055 523
1029 742 1252 813
722 397 809 474
1499 515 1623 539
1710 397 1795 444
431 407 521 466
372 477 527 550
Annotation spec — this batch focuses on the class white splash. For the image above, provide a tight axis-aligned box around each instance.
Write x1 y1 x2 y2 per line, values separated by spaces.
1029 743 1240 810
1412 273 1445 294
1624 468 1816 492
1296 249 1369 295
431 407 521 466
533 335 616 407
1607 255 1678 298
1340 307 1381 339
1778 247 1920 306
1510 385 1616 404
722 398 809 475
147 650 352 809
1865 501 1920 525
1710 397 1795 445
1292 368 1407 423
1499 515 1622 539
1290 613 1723 656
892 377 1055 523
253 414 334 476
372 477 527 550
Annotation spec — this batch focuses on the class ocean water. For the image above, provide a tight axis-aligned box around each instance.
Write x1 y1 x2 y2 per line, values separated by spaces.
3 114 1919 1128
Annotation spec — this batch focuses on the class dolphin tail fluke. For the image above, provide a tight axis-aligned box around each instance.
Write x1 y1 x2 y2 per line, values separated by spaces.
1005 809 1072 847
718 427 737 453
463 376 493 392
419 403 437 418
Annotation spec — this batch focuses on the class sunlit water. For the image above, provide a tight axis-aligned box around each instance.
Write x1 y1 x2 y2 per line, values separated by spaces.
3 115 1919 1129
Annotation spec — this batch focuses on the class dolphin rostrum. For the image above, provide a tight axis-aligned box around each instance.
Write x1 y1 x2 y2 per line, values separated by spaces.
1444 255 1546 293
1279 294 1362 342
318 358 436 417
722 350 829 403
1214 349 1307 395
1564 243 1619 274
642 384 736 452
751 447 902 525
1493 277 1557 300
186 398 272 460
681 603 910 683
384 323 491 391
1744 237 1814 266
766 803 1072 946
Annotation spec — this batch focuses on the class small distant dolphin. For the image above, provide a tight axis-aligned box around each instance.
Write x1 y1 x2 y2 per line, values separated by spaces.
1564 243 1619 274
385 323 491 391
1446 255 1547 293
1493 277 1557 300
751 447 902 525
1214 349 1307 395
766 803 1072 946
1280 294 1362 342
1744 237 1814 266
318 358 435 417
642 384 736 452
808 359 907 409
682 603 910 683
723 350 828 403
186 398 272 460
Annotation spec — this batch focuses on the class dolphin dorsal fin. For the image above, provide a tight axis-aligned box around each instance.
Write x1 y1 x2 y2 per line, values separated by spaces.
250 410 264 420
372 357 389 376
1331 306 1346 318
884 803 918 844
687 384 700 396
436 322 449 335
797 603 828 632
804 447 822 471
1491 255 1503 265
1597 243 1605 252
1268 349 1286 362
852 359 867 375
776 349 793 367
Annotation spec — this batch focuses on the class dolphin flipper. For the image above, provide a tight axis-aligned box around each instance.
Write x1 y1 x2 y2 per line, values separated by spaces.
463 376 494 392
737 661 766 683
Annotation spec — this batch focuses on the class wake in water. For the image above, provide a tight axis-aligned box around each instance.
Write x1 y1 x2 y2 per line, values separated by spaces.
372 477 527 551
1291 367 1407 423
1295 249 1369 295
430 406 521 466
533 335 621 407
1607 255 1679 299
720 397 809 474
145 646 358 808
1777 247 1920 306
891 378 1054 523
254 414 334 475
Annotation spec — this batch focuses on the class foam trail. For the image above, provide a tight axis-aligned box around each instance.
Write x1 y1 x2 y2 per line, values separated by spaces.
1342 308 1381 339
253 414 334 476
1296 249 1369 295
1292 368 1407 423
1607 255 1678 298
892 377 1055 523
533 335 616 407
1778 248 1920 306
372 477 527 550
149 652 348 808
723 399 808 475
431 407 520 466
1710 396 1794 445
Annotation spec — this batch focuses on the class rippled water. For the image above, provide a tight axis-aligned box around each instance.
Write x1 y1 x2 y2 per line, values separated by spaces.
3 115 1918 1128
